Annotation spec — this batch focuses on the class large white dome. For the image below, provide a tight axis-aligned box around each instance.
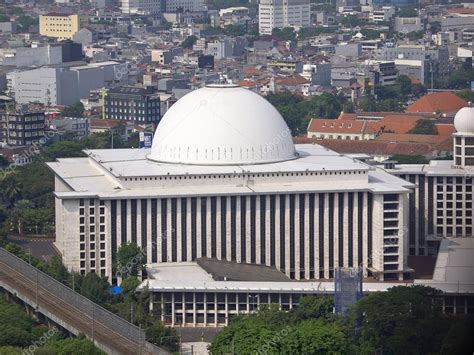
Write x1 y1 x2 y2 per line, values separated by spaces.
148 84 297 165
454 107 474 135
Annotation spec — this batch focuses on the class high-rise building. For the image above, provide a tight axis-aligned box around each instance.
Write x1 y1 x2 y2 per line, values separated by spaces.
0 110 45 147
121 0 164 14
258 0 311 35
39 13 82 41
104 86 161 124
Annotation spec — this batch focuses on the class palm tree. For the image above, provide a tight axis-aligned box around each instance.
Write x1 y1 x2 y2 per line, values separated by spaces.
0 173 22 208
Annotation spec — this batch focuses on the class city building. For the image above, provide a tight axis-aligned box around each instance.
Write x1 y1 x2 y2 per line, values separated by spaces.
387 106 474 256
48 84 413 283
49 117 90 139
393 16 423 33
121 0 163 14
104 86 161 124
7 61 128 106
0 42 83 68
0 110 45 147
381 45 449 85
369 6 395 23
39 13 82 40
164 0 205 12
258 0 311 35
141 236 474 326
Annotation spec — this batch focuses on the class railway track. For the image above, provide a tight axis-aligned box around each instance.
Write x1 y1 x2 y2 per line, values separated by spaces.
0 261 158 355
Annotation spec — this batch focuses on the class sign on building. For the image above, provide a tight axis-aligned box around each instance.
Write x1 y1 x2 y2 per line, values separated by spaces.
139 132 153 148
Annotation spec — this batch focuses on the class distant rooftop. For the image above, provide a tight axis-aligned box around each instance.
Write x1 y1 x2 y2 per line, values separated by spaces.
197 258 290 282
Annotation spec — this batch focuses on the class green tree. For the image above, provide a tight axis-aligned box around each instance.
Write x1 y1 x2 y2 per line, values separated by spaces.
0 173 22 207
36 337 104 355
440 318 474 355
289 296 333 321
17 15 38 32
398 6 417 18
42 140 85 161
456 89 474 103
117 242 145 278
62 102 85 117
412 83 427 98
181 35 197 49
271 27 296 41
349 286 450 355
408 119 438 135
146 321 179 352
0 295 34 347
47 256 70 283
80 273 110 304
281 320 348 354
120 276 140 301
396 75 412 97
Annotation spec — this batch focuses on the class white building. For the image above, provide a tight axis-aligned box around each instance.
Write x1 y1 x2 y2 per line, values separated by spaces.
48 84 413 283
369 6 395 23
164 0 205 12
388 107 474 256
258 0 311 35
7 61 128 106
121 0 162 14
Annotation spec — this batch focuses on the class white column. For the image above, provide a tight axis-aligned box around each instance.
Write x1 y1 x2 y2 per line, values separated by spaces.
236 196 242 263
156 199 162 262
127 199 132 243
265 195 271 266
206 197 212 257
414 175 420 254
245 196 251 263
343 192 349 267
323 193 330 278
177 198 182 262
285 194 291 277
226 196 232 261
167 199 172 262
314 194 320 279
196 197 202 258
362 193 369 277
116 200 122 250
353 193 359 269
304 194 310 279
334 193 339 271
295 194 301 280
187 197 192 261
146 199 152 264
216 197 222 260
256 195 261 264
137 199 142 249
275 195 281 271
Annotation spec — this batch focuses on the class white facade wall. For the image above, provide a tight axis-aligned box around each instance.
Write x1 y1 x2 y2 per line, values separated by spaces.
259 0 310 35
57 189 409 282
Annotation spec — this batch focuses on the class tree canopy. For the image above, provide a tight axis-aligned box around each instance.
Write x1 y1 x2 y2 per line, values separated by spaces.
210 287 474 355
181 35 197 49
266 92 347 135
62 102 85 118
408 119 438 135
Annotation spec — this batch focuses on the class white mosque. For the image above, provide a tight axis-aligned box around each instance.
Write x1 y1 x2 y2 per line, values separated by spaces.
49 84 413 282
